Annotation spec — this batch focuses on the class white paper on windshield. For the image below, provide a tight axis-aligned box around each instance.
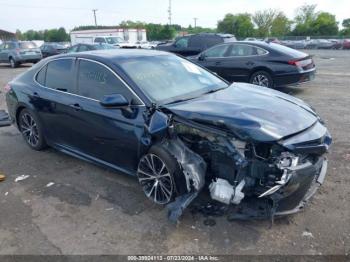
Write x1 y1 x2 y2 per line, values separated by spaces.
181 61 201 75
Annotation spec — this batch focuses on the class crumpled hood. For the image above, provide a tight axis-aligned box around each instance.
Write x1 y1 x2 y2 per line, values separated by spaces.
164 83 318 142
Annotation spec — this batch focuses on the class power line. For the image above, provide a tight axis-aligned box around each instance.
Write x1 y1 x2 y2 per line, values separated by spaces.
92 9 98 27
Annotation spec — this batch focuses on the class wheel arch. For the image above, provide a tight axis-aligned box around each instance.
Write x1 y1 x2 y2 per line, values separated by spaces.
249 66 274 79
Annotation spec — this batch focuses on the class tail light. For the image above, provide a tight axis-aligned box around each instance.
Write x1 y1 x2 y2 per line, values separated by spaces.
3 83 12 93
288 58 313 68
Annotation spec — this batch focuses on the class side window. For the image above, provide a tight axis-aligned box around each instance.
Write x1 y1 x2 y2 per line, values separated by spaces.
204 45 229 58
175 37 189 48
94 37 105 43
67 45 79 53
203 36 223 49
36 65 47 85
77 60 140 104
189 36 203 48
45 59 75 93
256 47 268 55
227 44 258 57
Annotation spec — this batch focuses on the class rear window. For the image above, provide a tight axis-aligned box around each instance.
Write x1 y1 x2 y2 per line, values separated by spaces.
45 59 75 93
270 43 306 58
19 42 37 49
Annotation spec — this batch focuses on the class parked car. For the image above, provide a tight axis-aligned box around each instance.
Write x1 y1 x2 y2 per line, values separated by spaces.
305 39 334 49
5 49 331 222
329 39 342 49
135 41 152 49
0 41 42 68
40 43 67 58
156 33 236 56
281 40 307 49
67 43 116 53
342 39 350 49
93 36 126 47
264 37 281 44
189 41 316 88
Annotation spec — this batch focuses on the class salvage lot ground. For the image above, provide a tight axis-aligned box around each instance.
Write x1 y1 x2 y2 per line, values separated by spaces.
0 50 349 255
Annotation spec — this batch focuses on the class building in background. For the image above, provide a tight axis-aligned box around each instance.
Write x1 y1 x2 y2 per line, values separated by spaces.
70 28 147 45
0 29 16 43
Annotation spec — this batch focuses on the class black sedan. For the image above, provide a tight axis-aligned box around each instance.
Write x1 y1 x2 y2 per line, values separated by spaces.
5 50 331 222
40 43 67 58
189 41 316 88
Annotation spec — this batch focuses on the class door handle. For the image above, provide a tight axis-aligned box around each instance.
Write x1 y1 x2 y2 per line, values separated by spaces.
246 61 254 66
215 61 221 65
69 103 82 111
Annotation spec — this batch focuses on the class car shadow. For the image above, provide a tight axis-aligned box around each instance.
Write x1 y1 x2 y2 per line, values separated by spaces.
0 63 33 69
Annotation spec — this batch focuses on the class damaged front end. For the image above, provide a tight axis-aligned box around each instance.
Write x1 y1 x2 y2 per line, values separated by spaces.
142 107 332 223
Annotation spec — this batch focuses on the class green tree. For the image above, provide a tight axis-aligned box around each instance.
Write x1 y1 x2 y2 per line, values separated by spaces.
252 9 278 37
293 4 317 36
341 18 350 36
217 13 254 38
270 12 292 36
311 12 338 36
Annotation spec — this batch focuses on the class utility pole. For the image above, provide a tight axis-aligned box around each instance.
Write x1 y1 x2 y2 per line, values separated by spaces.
92 9 98 27
193 18 198 28
168 0 172 25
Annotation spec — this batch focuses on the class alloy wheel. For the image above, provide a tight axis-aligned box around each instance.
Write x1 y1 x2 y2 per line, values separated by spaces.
20 113 39 147
137 154 174 204
252 74 269 87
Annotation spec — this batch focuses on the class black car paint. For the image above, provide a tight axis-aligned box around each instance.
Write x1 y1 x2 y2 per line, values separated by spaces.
155 33 236 57
189 41 316 87
164 82 318 142
5 50 331 221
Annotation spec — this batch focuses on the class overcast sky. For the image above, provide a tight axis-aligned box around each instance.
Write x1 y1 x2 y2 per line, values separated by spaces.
0 0 349 32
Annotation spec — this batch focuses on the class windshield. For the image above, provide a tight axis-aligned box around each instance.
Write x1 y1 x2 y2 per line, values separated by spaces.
19 42 37 49
118 54 228 104
106 37 124 44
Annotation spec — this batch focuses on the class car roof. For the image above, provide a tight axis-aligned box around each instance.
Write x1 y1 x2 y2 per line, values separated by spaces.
48 49 171 61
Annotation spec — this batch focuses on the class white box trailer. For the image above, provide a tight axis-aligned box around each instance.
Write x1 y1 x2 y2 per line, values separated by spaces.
70 28 147 46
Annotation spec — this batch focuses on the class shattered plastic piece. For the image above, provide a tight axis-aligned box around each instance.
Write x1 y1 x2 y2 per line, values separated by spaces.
46 182 55 187
15 175 30 182
164 138 206 192
0 173 6 182
105 207 114 211
167 192 198 223
302 231 314 238
5 192 8 196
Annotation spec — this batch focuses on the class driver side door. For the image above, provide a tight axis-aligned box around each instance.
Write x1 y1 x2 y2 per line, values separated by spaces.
71 59 146 172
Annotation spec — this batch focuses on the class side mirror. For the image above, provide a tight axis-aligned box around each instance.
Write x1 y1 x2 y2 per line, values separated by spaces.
100 94 129 108
198 53 206 61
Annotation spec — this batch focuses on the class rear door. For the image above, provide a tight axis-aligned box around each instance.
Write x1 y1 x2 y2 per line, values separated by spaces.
70 59 145 171
196 44 231 78
33 58 81 147
220 43 266 82
0 43 8 62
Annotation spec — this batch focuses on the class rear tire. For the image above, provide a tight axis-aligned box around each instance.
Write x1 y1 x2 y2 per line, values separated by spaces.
18 109 47 151
9 58 19 68
250 70 274 88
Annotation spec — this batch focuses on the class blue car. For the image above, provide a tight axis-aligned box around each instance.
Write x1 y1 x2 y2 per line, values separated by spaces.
5 49 331 221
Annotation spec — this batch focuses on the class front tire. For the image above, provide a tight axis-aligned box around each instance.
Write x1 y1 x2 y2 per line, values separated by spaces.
18 109 47 150
137 144 185 205
250 70 274 88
